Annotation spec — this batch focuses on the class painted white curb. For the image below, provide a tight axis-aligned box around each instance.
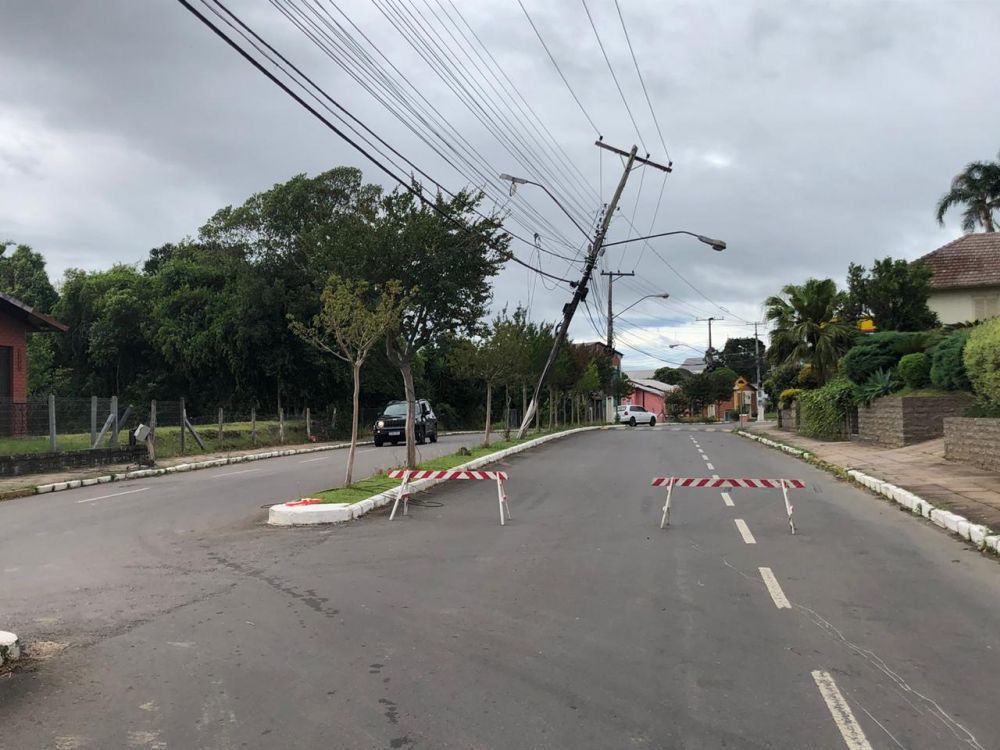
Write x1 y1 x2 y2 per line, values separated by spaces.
26 431 482 498
736 430 1000 556
0 630 19 667
268 426 606 526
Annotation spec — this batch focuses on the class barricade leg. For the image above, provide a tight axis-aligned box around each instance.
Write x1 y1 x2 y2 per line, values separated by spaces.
660 477 675 528
389 471 411 521
781 479 795 535
496 475 510 526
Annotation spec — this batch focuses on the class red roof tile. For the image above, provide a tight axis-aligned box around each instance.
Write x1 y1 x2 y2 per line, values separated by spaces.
917 233 1000 290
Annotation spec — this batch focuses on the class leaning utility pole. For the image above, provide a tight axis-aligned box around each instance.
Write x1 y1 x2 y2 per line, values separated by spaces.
600 270 635 350
516 142 670 438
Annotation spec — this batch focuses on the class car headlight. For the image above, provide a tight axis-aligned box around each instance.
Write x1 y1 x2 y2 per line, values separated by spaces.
376 419 385 428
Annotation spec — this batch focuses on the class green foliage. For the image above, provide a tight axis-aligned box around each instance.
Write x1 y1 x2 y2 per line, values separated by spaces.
798 377 854 440
778 388 803 408
964 318 1000 405
764 278 855 384
854 368 899 406
652 366 691 385
935 150 1000 232
763 361 800 404
720 337 765 381
896 352 930 389
843 258 938 331
0 242 59 312
929 329 971 391
839 331 929 384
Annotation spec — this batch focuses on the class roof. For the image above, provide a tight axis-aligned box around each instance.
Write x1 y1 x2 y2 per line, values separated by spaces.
630 378 678 394
917 233 1000 290
680 356 706 374
576 341 624 358
0 292 68 332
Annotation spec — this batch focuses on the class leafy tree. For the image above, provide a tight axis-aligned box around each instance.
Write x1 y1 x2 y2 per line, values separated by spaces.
290 275 408 484
762 361 800 404
765 278 855 384
680 372 717 413
964 318 1000 405
652 366 692 385
720 337 765 382
362 187 510 466
0 242 59 311
574 360 601 422
844 258 938 331
935 151 1000 232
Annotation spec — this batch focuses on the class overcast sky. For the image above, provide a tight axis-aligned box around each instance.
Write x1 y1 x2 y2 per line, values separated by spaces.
2 0 998 372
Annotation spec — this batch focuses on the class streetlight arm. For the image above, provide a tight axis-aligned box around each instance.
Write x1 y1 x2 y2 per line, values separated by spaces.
611 292 669 320
499 174 592 241
603 230 727 251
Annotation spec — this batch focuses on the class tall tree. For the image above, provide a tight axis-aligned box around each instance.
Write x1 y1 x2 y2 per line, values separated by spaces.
363 187 510 467
652 366 692 385
764 278 854 385
935 151 1000 232
290 275 407 485
844 257 938 332
0 242 59 311
720 337 765 382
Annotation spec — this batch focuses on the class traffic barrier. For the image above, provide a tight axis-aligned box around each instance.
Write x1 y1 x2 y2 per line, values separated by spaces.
387 469 510 525
652 476 805 533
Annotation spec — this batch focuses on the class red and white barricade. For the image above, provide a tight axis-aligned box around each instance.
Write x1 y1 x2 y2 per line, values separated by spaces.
652 477 806 533
387 469 511 525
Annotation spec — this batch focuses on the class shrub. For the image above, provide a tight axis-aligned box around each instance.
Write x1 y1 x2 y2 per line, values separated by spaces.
798 378 854 440
839 331 929 384
854 368 899 406
763 362 800 403
778 388 803 408
964 318 1000 406
896 352 930 389
930 329 971 391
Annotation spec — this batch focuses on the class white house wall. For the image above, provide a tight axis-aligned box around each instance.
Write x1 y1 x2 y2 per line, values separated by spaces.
928 287 1000 325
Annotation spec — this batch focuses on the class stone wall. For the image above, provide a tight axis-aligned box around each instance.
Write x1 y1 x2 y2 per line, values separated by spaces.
858 394 974 448
777 406 799 431
944 417 1000 472
0 445 151 478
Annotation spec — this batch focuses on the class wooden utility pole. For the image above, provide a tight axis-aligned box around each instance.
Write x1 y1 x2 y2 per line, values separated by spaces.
517 142 670 438
600 270 635 350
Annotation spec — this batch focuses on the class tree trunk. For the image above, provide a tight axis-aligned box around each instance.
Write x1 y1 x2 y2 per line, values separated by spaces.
484 380 493 447
400 359 418 468
984 208 996 233
345 362 361 486
522 384 528 432
504 385 512 440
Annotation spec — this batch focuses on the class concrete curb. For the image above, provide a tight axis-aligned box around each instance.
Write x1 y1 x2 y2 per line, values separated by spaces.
18 431 482 499
0 630 19 667
736 430 1000 557
268 426 606 526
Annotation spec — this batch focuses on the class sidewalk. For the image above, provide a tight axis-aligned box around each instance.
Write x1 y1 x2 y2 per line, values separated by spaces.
744 424 1000 533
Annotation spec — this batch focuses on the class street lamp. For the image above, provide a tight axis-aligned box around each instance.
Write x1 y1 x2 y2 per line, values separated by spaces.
498 173 592 240
611 292 670 320
602 230 727 252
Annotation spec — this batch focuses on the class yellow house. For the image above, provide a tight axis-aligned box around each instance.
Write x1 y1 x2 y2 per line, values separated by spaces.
732 377 758 415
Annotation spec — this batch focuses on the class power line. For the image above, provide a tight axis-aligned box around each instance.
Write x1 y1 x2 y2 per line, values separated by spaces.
613 0 672 163
580 0 647 153
516 0 601 136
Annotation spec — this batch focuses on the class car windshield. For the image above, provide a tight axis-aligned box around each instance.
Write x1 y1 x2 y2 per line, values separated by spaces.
382 402 408 417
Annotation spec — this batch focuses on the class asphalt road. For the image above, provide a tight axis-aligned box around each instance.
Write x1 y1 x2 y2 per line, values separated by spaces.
1 426 999 749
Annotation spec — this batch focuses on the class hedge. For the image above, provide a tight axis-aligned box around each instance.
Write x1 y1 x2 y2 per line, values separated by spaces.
798 378 854 440
897 352 930 389
964 318 1000 406
839 331 929 384
930 329 971 391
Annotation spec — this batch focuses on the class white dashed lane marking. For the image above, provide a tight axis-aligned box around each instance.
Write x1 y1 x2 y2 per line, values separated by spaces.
811 671 874 750
759 567 791 609
734 519 756 544
705 462 715 471
75 487 150 505
721 492 734 507
211 468 261 479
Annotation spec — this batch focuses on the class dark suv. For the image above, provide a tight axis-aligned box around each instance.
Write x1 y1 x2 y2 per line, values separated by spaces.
373 399 438 447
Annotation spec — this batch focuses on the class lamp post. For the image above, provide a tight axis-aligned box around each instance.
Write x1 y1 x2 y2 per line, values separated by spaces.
602 230 727 251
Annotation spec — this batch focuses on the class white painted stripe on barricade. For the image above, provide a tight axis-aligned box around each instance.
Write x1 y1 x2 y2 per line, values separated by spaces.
654 477 803 533
387 469 511 525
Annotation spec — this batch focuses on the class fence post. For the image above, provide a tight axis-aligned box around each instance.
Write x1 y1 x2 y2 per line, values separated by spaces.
148 400 157 463
306 407 311 441
251 406 257 446
218 407 224 448
180 397 186 454
48 394 56 451
90 396 97 447
110 395 119 445
279 407 285 444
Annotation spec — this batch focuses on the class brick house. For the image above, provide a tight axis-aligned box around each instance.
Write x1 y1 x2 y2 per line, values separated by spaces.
917 233 1000 323
0 292 68 435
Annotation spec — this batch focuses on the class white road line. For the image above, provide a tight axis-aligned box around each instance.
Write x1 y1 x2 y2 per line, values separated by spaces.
299 456 327 463
75 487 150 505
712 474 719 479
734 519 756 544
811 670 874 750
211 468 261 479
721 491 734 507
706 462 715 470
758 567 791 609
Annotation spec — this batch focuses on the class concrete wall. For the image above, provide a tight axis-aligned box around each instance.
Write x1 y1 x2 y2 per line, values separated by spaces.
928 287 1000 325
778 408 796 430
944 417 1000 472
858 394 974 447
0 445 151 477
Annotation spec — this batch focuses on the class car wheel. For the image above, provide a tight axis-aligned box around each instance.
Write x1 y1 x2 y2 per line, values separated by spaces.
650 417 656 426
390 440 399 446
374 438 384 447
417 429 426 444
629 416 636 427
429 431 438 443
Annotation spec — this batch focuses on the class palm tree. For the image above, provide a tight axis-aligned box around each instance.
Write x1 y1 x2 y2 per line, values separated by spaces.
764 278 855 385
935 152 1000 233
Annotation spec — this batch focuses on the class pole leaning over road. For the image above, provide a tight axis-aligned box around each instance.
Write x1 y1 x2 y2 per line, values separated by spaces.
517 142 667 438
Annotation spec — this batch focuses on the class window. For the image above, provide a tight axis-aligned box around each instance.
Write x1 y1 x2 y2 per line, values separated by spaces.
973 295 1000 321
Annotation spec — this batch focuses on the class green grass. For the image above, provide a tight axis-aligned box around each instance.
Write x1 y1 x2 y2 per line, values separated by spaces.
305 427 582 504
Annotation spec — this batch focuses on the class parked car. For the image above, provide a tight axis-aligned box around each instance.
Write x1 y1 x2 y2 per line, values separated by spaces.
373 399 438 446
617 404 657 427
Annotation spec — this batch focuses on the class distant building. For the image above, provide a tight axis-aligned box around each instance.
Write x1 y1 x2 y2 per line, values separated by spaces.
620 378 677 421
680 356 706 374
917 233 1000 324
